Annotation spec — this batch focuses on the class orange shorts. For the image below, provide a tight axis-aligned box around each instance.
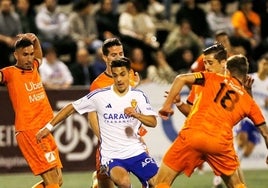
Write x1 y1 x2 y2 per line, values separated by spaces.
16 129 62 175
163 129 239 177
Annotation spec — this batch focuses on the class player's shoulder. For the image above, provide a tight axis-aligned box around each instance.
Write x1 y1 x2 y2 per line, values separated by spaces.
130 87 148 97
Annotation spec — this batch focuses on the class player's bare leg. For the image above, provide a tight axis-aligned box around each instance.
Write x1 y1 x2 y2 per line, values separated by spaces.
40 167 63 188
221 170 246 188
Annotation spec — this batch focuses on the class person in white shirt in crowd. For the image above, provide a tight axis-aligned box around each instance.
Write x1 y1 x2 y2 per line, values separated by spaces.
39 43 73 89
35 0 77 65
68 0 103 54
206 0 234 36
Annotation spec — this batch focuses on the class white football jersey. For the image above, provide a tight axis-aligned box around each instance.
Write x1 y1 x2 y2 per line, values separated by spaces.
72 85 157 164
251 72 268 121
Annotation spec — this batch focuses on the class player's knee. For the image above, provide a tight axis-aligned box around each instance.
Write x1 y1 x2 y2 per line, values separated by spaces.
147 174 157 186
243 151 251 158
113 175 131 187
41 168 62 186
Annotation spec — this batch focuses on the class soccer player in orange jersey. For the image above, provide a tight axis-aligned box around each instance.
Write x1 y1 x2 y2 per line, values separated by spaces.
0 33 62 188
155 54 268 188
169 44 250 187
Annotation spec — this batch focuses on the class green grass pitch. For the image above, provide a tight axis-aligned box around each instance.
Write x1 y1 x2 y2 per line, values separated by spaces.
0 169 267 187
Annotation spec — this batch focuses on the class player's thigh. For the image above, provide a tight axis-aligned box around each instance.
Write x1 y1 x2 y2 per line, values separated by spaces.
110 166 131 186
244 141 255 157
41 167 62 185
236 132 248 147
155 162 178 186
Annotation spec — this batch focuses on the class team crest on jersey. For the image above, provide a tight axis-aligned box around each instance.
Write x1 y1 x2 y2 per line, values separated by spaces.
131 99 137 108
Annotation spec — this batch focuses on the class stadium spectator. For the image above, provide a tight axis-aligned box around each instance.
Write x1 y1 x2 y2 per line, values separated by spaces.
90 47 106 77
0 0 22 68
35 0 77 65
147 49 178 84
69 47 97 86
94 0 121 41
15 0 39 34
162 19 204 71
206 0 233 36
128 47 148 81
231 0 261 49
69 0 103 54
175 0 211 44
39 44 73 89
118 0 159 63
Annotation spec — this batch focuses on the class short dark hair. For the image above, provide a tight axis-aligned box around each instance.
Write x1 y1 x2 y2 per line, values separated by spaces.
227 54 249 76
203 43 227 62
73 0 92 11
102 38 122 56
111 57 131 70
14 38 33 50
214 30 228 39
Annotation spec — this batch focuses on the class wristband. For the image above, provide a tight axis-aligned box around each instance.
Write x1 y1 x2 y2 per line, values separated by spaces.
175 101 183 107
45 123 54 131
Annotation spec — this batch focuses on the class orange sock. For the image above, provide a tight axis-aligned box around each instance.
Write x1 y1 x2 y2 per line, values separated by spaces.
32 180 45 188
235 184 246 188
155 183 170 188
45 184 60 188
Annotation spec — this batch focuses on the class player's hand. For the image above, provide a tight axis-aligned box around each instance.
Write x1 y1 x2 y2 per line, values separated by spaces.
158 107 174 120
244 75 254 90
36 127 50 143
16 33 36 42
124 107 137 117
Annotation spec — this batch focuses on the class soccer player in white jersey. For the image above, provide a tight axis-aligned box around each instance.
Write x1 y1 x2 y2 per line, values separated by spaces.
236 53 268 159
36 57 159 188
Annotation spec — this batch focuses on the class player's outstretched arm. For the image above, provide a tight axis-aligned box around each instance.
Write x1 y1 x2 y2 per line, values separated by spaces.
257 123 268 164
164 90 192 117
36 103 76 142
0 72 3 83
88 112 100 140
159 73 196 119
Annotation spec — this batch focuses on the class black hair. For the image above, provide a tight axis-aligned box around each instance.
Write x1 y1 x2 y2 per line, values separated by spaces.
111 57 131 70
73 0 92 11
227 54 249 76
14 38 33 50
203 43 227 62
214 30 228 39
102 38 122 56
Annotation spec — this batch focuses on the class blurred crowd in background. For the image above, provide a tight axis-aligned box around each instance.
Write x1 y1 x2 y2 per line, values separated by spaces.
1 0 268 88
